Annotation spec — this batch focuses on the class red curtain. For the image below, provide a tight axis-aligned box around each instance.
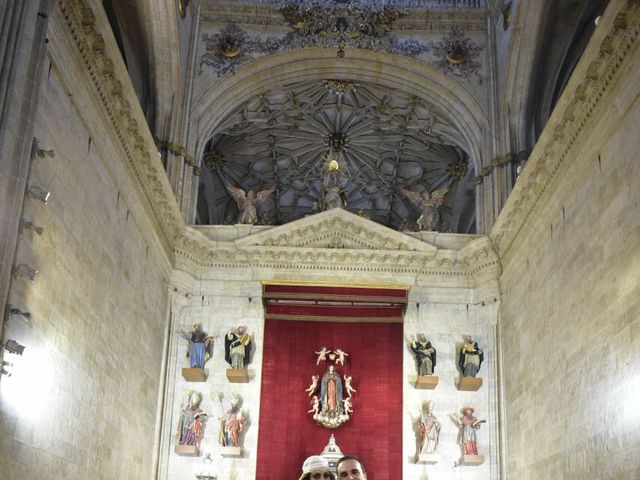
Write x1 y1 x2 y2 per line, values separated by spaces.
256 319 403 480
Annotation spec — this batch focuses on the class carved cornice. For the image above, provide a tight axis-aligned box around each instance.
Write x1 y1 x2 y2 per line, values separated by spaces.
174 210 500 279
491 0 640 256
56 0 184 250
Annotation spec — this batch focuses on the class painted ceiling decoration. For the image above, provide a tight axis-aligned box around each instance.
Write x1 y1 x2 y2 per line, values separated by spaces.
200 2 485 80
196 79 477 233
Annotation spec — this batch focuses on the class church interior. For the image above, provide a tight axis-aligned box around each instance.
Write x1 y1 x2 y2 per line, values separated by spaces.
1 0 639 478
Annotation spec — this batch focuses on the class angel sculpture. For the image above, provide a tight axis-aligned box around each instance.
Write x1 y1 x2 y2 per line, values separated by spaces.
333 348 349 366
400 186 450 231
343 397 353 415
308 395 320 415
226 184 276 224
306 375 319 396
315 346 331 365
344 374 357 398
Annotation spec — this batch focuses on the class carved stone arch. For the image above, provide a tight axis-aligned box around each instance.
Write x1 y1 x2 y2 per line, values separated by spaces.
190 47 490 231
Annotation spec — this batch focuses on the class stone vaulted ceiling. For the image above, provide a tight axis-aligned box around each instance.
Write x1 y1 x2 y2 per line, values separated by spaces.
197 79 477 233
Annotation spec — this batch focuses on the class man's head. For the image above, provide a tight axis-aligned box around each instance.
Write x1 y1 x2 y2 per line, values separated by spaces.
336 456 367 480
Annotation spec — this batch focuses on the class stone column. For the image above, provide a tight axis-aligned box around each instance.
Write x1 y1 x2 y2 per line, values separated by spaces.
160 2 201 224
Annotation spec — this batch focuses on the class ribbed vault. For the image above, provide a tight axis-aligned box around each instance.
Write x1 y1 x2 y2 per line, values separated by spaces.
191 47 488 232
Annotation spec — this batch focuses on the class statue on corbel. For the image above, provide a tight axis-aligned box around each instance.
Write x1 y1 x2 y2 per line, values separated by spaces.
175 390 208 457
178 324 216 382
456 335 484 391
225 325 252 383
450 406 486 466
212 392 248 458
415 400 441 464
410 333 438 389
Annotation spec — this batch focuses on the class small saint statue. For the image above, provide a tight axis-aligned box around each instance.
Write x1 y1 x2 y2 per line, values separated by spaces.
416 400 441 461
450 407 486 465
411 333 436 375
459 335 483 377
215 393 247 456
179 324 215 381
179 324 215 369
322 158 348 210
175 390 208 456
225 325 252 370
225 325 252 383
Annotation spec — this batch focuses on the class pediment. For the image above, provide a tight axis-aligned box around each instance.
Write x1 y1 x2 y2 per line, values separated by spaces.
234 208 437 253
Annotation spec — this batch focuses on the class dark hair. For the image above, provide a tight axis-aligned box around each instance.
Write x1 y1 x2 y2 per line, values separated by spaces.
336 456 366 474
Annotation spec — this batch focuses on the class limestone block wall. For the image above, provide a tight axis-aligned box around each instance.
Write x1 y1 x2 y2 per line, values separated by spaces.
495 2 640 478
0 8 173 480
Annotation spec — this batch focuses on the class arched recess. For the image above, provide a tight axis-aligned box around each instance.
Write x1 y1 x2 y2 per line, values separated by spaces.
188 47 490 232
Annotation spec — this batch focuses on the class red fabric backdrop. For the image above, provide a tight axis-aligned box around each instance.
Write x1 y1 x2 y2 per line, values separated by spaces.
256 319 403 480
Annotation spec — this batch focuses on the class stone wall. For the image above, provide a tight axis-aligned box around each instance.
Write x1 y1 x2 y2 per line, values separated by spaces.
403 299 500 479
0 2 174 479
496 2 640 477
158 280 264 480
159 216 502 480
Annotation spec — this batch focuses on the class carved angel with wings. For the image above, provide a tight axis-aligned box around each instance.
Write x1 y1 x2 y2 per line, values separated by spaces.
226 184 276 224
400 186 450 231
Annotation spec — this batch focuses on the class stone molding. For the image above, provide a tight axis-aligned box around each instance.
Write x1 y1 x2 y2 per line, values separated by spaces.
55 0 184 252
490 0 640 256
174 209 500 279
